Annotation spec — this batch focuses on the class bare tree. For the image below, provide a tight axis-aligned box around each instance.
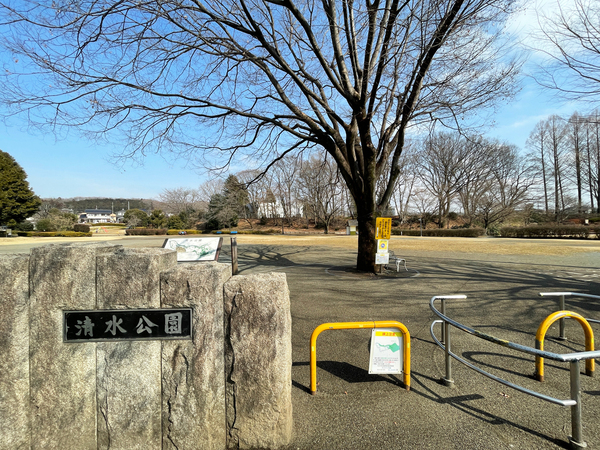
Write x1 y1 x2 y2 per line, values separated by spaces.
270 155 302 231
417 132 478 228
584 110 600 212
390 145 418 225
456 138 497 226
236 169 267 223
526 121 551 214
475 143 536 232
566 112 586 213
158 187 203 215
546 115 568 220
298 153 345 234
198 179 224 204
535 0 600 102
410 188 437 227
0 0 521 272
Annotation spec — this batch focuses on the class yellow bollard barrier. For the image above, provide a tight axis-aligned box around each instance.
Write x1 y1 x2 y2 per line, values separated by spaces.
310 320 410 394
535 311 594 382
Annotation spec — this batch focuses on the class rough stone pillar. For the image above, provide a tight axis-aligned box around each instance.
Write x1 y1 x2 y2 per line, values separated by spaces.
223 273 293 449
161 262 232 450
29 243 120 450
0 254 30 450
96 247 177 450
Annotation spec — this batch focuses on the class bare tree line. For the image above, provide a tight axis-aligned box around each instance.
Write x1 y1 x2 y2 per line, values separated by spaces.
526 111 600 219
158 131 542 234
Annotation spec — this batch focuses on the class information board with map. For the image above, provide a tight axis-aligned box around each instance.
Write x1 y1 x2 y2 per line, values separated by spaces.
162 237 223 262
368 328 403 374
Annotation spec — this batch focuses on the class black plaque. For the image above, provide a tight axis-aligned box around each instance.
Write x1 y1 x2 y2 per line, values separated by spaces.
64 308 193 342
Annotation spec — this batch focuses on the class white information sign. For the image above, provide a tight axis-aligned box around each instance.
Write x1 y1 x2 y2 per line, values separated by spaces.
375 253 389 264
162 237 223 262
368 328 403 374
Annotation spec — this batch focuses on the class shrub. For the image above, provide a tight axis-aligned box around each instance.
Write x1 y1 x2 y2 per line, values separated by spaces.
93 223 126 227
29 231 92 237
391 228 485 237
125 228 168 236
499 225 591 239
74 224 91 232
166 229 203 235
35 218 55 232
14 221 34 231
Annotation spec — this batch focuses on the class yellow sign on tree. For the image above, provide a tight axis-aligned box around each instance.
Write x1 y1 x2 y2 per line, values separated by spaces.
375 217 392 240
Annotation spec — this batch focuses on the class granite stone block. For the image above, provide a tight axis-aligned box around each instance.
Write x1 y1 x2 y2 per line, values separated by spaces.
29 243 119 450
161 262 231 450
223 273 293 449
0 255 30 450
96 248 177 450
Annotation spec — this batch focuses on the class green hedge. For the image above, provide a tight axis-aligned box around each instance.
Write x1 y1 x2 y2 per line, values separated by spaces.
126 228 168 236
166 229 204 235
231 229 279 235
90 223 126 227
392 228 485 237
195 229 279 235
74 224 91 233
20 231 93 237
500 225 598 239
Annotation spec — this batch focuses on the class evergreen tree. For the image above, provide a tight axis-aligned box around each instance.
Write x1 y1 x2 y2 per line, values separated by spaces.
123 208 149 227
0 150 41 226
223 175 249 216
206 193 238 230
148 209 167 228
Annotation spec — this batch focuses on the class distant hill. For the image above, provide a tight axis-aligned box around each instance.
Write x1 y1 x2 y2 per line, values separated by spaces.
42 197 154 214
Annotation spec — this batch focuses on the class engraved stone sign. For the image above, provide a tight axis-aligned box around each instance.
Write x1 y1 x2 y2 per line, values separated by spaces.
64 308 192 342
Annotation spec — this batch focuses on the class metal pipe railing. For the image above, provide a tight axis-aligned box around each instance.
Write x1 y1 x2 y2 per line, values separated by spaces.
430 320 575 407
539 292 600 340
310 320 411 394
430 295 600 449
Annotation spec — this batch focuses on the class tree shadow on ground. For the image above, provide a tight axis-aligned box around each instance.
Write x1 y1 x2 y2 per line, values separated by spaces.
408 370 571 449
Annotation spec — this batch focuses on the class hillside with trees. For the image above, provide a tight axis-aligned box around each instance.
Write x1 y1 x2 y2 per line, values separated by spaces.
41 198 152 214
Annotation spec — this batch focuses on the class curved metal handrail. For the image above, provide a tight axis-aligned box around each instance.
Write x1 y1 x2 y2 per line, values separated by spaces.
430 320 575 407
430 294 600 449
539 292 600 300
430 296 600 363
538 292 600 338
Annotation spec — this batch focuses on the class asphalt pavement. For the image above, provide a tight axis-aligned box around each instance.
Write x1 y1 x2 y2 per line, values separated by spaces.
231 241 600 450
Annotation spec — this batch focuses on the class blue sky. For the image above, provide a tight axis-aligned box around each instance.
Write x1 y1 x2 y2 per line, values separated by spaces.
0 0 585 200
0 124 203 199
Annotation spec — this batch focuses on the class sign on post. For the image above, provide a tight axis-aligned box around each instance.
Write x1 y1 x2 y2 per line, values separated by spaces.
162 237 223 262
375 217 392 240
368 328 403 374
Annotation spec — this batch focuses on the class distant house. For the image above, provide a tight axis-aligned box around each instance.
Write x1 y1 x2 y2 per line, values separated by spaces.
115 209 127 223
79 209 114 224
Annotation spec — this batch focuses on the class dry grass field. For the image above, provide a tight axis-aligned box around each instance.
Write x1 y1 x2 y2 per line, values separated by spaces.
1 232 599 257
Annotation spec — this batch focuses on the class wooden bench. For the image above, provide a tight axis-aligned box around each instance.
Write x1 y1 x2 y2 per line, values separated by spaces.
388 250 407 272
